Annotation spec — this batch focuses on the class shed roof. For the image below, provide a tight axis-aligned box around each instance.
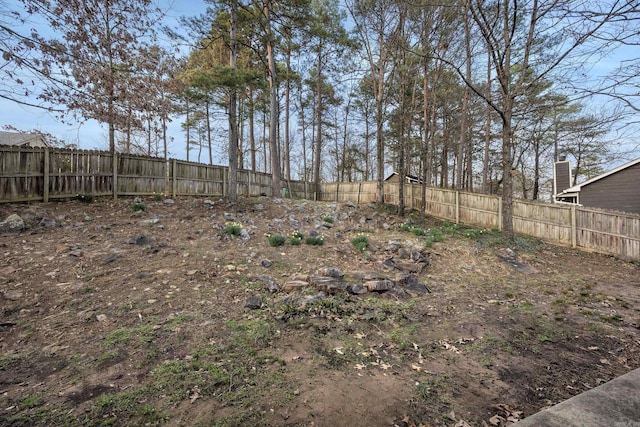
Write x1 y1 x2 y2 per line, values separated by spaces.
557 157 640 196
0 131 49 147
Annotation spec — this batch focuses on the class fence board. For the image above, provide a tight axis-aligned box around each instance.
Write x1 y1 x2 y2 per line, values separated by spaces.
513 200 573 245
576 207 640 259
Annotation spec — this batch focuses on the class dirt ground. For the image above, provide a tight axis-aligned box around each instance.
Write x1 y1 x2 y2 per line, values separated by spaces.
1 196 639 427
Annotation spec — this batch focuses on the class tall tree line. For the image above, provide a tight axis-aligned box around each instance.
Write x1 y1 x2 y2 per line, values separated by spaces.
3 0 639 237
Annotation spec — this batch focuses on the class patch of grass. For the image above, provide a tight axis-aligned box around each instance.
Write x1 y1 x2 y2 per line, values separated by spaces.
152 192 164 201
90 386 167 425
600 313 623 323
268 234 286 247
0 352 23 370
322 216 334 223
411 226 426 236
103 324 155 349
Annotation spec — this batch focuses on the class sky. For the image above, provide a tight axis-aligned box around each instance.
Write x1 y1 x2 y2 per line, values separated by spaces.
1 0 208 161
2 0 638 170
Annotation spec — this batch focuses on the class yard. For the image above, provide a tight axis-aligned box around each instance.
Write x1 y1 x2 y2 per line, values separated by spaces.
1 196 639 426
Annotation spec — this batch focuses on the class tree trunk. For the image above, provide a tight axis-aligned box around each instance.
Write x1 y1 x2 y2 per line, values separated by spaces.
263 1 281 196
228 0 238 201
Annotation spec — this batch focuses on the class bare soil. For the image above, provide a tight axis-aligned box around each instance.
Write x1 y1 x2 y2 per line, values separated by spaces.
1 196 639 427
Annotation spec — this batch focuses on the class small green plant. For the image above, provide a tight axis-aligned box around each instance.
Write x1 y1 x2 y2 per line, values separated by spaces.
399 222 413 232
152 192 164 201
350 233 369 253
131 202 146 212
463 227 486 239
305 235 324 245
322 216 334 224
289 230 304 245
76 193 94 203
268 234 286 247
224 222 242 236
411 226 426 236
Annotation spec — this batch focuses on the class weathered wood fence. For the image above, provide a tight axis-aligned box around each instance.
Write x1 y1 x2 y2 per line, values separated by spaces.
2 146 638 260
319 181 640 260
0 146 315 202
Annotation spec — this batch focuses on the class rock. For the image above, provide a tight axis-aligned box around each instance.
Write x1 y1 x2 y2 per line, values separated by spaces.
316 267 344 278
163 198 175 205
139 218 160 226
133 196 144 204
203 199 215 208
128 235 150 246
253 203 265 211
96 314 108 322
381 258 396 270
283 280 308 293
260 259 273 268
223 212 236 221
364 279 395 292
395 273 419 286
398 248 411 259
308 229 319 237
308 276 346 294
347 284 368 295
387 241 402 253
320 221 333 229
39 217 58 228
387 286 408 298
239 229 251 240
244 295 262 310
346 201 357 208
404 281 430 295
0 214 25 232
77 309 96 322
3 290 23 301
350 271 389 281
256 275 280 293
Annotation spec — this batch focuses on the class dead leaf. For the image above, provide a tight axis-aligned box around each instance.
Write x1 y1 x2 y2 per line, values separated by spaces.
380 362 391 370
489 415 503 425
334 347 344 355
354 332 366 339
354 363 366 370
411 363 422 372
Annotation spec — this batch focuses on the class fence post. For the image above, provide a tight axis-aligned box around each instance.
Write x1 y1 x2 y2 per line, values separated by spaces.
455 191 460 224
112 152 118 200
571 205 577 248
223 167 227 197
498 196 503 231
172 159 177 198
43 148 49 203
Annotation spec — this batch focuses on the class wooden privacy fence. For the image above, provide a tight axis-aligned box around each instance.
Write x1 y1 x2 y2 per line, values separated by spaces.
319 181 640 260
0 146 315 202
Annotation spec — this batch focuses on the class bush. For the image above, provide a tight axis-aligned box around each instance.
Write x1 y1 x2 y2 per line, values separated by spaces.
411 226 426 236
76 194 94 203
268 234 286 247
305 235 324 246
289 230 304 246
224 222 242 236
131 202 146 212
350 233 369 253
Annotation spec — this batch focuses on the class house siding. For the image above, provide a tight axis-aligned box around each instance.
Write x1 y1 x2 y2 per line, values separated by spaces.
579 162 640 214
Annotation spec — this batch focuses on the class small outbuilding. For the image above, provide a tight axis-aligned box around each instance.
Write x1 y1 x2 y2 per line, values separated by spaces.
384 172 423 184
0 131 49 148
555 157 640 214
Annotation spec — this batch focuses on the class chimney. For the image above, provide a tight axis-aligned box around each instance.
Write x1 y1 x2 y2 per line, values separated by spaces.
553 159 572 197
